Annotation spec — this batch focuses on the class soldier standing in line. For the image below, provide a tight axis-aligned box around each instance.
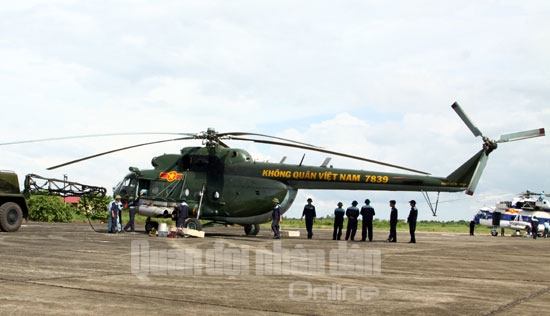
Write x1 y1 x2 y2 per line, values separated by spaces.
360 199 375 242
407 200 418 243
301 198 316 239
345 200 360 241
333 202 345 240
386 200 398 242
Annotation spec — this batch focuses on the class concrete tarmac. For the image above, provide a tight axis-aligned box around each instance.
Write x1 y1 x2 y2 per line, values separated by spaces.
0 222 548 315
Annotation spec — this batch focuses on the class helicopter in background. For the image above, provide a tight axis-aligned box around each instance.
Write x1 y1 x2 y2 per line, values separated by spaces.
475 191 550 236
3 103 546 235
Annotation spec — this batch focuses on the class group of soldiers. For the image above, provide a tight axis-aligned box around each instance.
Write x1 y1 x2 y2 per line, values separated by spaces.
271 197 419 243
333 199 418 243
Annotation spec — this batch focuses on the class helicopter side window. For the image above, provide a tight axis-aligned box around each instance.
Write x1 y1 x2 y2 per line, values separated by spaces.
180 154 211 171
180 155 192 170
516 201 523 208
150 181 163 196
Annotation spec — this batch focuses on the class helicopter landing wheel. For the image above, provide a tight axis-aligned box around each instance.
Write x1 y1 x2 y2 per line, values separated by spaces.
244 223 260 236
185 218 202 231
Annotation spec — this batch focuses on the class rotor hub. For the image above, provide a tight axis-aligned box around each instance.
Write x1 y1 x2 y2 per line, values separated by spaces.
202 128 221 147
482 136 498 155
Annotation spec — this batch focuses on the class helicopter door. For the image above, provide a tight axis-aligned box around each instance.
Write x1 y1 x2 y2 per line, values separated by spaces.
181 170 208 217
492 212 501 226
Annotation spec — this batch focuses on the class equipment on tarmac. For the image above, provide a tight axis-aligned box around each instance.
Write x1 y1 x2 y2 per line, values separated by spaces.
0 171 106 232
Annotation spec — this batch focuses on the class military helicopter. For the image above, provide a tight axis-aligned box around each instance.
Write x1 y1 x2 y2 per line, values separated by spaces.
3 103 545 235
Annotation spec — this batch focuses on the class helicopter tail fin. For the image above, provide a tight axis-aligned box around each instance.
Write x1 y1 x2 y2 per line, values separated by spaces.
446 149 487 196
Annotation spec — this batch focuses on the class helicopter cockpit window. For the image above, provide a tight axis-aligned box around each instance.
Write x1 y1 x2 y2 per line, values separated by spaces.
477 211 488 220
122 177 131 187
117 176 137 196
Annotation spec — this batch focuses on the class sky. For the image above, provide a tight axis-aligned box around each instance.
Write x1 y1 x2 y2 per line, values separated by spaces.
1 1 548 222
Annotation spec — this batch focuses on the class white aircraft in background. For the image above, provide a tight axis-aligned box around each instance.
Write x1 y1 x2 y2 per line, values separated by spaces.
474 191 550 236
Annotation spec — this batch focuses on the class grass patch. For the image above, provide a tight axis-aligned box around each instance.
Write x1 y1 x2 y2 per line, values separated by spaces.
262 218 491 234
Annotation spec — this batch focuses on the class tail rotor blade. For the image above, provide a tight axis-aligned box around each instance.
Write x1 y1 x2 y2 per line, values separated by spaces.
498 128 545 143
451 102 483 137
465 153 489 196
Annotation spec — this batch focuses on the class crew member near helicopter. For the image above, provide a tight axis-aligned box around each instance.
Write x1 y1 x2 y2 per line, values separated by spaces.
469 218 476 236
360 199 375 242
301 198 316 239
124 189 145 233
108 195 122 233
407 200 418 243
333 202 345 240
386 200 398 242
271 198 283 239
531 216 539 239
117 199 123 233
174 197 189 228
345 200 360 241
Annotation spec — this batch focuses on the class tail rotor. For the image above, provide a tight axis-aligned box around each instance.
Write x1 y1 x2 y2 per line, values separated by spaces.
451 102 545 195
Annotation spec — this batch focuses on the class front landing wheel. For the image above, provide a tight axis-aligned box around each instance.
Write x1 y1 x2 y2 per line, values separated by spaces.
244 223 260 236
185 218 202 231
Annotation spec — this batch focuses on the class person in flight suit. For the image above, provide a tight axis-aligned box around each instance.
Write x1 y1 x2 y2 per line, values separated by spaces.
175 197 189 228
271 198 283 239
407 200 418 243
109 195 122 233
345 200 360 241
360 199 375 242
124 189 146 233
301 198 317 239
333 202 345 240
531 216 539 239
386 200 398 242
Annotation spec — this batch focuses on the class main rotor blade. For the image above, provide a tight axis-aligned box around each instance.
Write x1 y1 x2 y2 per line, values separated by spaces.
0 132 195 146
230 136 430 175
47 136 196 170
498 128 545 143
451 102 483 137
219 132 321 148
